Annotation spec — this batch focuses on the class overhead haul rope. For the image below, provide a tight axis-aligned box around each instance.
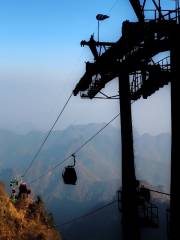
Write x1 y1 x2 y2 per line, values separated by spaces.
108 0 120 14
29 112 120 184
149 188 170 197
58 199 117 227
22 92 73 178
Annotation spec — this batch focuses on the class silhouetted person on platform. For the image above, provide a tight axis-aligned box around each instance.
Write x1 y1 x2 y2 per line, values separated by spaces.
18 182 31 199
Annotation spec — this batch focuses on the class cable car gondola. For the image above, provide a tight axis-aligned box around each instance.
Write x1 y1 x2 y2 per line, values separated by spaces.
62 154 77 185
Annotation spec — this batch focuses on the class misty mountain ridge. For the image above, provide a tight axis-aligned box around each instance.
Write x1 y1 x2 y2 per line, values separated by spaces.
0 123 171 191
0 122 170 226
0 123 171 240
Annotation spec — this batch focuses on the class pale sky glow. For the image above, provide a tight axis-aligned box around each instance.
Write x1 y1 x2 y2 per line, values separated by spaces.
0 0 174 134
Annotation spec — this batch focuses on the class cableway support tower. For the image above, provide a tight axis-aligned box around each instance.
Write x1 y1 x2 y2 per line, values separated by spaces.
73 1 180 239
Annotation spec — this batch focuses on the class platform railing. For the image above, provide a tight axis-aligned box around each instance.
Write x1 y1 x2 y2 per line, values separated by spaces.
144 8 180 23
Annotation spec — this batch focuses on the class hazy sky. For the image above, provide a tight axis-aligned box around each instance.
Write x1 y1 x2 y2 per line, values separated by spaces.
0 0 175 135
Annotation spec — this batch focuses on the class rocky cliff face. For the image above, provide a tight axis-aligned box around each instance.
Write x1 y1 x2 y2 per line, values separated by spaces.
0 182 62 240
